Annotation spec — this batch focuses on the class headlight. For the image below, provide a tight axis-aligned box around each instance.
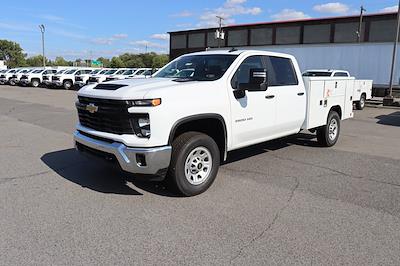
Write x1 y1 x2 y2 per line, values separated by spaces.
128 98 161 107
133 114 150 138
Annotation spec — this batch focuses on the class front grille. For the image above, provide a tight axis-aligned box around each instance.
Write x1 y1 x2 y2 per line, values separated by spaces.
88 77 98 82
20 75 28 80
75 76 83 81
43 76 49 81
105 77 115 81
76 96 141 135
12 75 17 78
52 76 60 81
0 75 5 78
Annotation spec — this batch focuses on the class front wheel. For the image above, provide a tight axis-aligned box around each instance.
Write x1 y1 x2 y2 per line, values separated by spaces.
168 132 220 196
63 80 73 90
316 111 341 147
31 79 40 87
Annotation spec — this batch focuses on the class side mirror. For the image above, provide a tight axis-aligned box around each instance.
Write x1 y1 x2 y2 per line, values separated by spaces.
238 68 268 92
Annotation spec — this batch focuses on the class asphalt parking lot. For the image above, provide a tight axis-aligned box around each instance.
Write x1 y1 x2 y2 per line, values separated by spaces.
0 84 400 265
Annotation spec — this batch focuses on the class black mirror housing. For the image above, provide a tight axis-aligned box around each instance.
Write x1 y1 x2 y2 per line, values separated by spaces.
238 68 268 92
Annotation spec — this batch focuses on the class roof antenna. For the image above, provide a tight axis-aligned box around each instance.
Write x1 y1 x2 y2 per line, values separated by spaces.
229 47 238 52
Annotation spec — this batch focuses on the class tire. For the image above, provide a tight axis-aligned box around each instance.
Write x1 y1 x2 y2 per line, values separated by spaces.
316 111 341 147
168 132 220 196
63 80 73 90
355 94 366 110
9 80 16 86
31 79 40 87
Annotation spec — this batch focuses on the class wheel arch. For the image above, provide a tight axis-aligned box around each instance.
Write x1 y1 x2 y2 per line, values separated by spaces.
330 105 342 119
168 114 228 161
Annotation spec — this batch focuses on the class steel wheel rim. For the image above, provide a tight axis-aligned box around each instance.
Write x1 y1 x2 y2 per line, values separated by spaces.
184 146 212 186
328 119 338 141
360 97 365 108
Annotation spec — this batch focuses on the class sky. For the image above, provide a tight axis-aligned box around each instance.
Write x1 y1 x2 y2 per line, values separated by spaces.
0 0 398 60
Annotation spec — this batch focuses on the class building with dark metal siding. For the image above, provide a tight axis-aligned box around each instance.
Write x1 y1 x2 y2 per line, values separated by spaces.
169 12 400 88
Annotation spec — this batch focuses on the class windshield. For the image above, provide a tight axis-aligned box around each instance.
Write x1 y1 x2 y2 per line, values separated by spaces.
33 69 44 73
303 71 332 77
56 70 65 74
65 69 77 74
155 54 237 81
123 70 134 75
115 70 125 75
135 69 145 75
105 69 117 75
91 69 101 74
99 70 109 75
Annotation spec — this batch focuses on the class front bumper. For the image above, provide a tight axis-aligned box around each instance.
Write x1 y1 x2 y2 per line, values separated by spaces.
0 78 8 84
74 131 171 177
75 81 86 87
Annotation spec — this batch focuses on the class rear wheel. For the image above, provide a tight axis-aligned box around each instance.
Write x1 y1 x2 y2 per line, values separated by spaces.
316 111 341 147
168 132 220 196
31 79 40 87
63 80 73 90
355 94 366 110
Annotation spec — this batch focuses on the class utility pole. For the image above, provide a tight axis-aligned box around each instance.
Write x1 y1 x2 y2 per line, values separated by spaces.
357 6 366 42
38 24 46 67
384 0 400 105
216 16 225 48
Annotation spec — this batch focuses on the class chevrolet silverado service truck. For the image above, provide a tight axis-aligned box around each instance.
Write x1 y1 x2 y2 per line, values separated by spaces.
74 50 354 196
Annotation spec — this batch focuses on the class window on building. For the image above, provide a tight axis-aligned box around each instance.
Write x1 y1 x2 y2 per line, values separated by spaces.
276 26 301 44
266 56 298 86
207 31 223 47
250 27 273 45
171 34 187 49
304 24 331 43
188 33 205 48
228 29 248 46
369 20 398 42
334 22 362 43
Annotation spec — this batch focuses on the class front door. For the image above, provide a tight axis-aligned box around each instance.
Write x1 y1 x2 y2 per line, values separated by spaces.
228 55 278 150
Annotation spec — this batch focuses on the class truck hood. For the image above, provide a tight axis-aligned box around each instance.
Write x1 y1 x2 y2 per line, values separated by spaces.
78 77 200 100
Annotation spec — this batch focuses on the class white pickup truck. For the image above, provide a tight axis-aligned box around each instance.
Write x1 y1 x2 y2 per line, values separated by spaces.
302 69 372 110
74 50 354 196
52 69 93 89
20 68 58 87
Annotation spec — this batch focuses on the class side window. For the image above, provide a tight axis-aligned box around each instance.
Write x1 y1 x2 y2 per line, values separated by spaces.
334 72 349 77
231 56 265 89
266 56 298 86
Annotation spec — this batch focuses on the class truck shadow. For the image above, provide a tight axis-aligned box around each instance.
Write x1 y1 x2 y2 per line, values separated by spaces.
41 149 180 197
40 133 318 197
376 111 400 127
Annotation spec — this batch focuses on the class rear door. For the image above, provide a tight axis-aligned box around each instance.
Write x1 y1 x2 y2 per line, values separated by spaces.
267 56 306 134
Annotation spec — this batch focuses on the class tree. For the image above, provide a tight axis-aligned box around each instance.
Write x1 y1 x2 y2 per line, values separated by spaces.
53 56 70 66
26 55 50 67
110 56 125 68
0 39 26 67
152 54 169 68
97 57 110 68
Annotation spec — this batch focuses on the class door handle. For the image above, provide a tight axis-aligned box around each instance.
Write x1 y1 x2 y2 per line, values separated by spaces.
297 92 305 96
265 95 275 99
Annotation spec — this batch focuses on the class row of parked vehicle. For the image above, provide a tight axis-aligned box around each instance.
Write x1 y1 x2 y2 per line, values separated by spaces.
0 67 154 90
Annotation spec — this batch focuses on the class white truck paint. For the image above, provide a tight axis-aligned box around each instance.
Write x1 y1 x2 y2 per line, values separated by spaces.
20 68 57 87
0 68 23 84
303 69 372 110
10 68 35 85
52 69 93 90
75 69 102 87
74 50 354 196
88 69 118 84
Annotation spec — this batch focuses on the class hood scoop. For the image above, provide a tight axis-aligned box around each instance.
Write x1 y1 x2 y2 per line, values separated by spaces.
93 84 128 91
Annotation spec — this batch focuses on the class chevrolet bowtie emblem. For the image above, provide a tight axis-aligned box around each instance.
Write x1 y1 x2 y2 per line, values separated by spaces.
86 103 98 114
